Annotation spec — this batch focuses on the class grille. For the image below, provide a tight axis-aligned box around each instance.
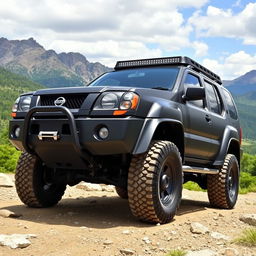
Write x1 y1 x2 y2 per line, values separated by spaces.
40 94 87 109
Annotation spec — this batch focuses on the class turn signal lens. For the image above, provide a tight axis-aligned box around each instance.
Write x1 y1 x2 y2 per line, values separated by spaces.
131 94 139 109
113 110 128 115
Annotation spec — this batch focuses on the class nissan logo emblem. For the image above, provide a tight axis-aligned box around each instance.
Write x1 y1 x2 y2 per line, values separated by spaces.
54 97 66 106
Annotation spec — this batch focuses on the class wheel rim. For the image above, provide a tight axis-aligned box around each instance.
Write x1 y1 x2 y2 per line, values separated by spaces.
228 165 237 200
159 158 174 206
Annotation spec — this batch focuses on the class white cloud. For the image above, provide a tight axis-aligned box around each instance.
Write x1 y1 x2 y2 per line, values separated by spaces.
192 41 208 57
50 40 162 67
0 0 208 65
202 51 256 80
189 3 256 45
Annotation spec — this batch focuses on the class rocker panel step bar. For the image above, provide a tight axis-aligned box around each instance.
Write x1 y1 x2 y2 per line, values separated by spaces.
183 165 219 175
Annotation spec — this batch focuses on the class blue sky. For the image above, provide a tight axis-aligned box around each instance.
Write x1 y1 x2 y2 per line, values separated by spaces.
0 0 256 79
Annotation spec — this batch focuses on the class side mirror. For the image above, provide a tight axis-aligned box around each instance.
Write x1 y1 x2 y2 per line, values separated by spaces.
182 87 205 102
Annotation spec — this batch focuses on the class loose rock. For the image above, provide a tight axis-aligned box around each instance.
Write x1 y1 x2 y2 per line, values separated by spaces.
0 209 22 218
0 234 36 249
120 248 135 255
211 232 230 240
76 182 102 191
239 214 256 226
142 236 151 244
190 222 209 234
122 230 131 235
221 248 239 256
0 174 14 187
103 240 113 245
101 185 115 192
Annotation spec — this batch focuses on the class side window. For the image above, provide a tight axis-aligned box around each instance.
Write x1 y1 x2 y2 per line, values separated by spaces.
204 81 222 115
184 73 204 108
222 89 238 120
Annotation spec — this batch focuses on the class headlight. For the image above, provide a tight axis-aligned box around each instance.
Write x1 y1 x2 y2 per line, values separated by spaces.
93 92 139 115
19 96 32 112
11 95 32 116
101 93 119 109
12 97 20 113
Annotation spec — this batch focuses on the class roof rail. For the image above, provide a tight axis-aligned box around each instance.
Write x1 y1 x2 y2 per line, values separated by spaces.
115 56 222 85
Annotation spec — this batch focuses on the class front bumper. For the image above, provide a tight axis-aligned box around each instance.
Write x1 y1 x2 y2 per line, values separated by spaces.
9 106 144 169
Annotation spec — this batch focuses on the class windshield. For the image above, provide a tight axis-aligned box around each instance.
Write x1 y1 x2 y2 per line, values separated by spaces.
88 67 180 90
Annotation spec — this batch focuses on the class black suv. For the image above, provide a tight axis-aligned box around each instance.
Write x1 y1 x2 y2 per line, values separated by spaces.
9 56 242 224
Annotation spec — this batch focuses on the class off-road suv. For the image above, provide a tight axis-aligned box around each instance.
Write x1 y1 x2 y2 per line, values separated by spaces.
9 56 242 224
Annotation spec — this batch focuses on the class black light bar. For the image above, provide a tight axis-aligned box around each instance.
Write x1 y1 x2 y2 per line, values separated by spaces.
115 56 222 85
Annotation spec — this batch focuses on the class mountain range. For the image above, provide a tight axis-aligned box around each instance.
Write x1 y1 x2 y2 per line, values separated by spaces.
0 37 111 88
223 70 256 95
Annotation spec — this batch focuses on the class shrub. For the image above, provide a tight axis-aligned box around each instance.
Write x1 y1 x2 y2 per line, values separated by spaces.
0 144 20 173
239 172 256 194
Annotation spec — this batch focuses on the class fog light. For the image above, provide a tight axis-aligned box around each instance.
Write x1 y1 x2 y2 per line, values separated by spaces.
14 127 21 138
98 127 109 139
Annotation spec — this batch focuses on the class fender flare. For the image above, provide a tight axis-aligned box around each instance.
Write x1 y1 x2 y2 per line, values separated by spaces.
132 118 184 155
213 125 240 166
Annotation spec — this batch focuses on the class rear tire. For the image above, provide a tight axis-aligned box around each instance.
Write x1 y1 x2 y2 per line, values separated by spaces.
15 152 66 207
115 186 128 199
128 140 182 224
207 154 239 209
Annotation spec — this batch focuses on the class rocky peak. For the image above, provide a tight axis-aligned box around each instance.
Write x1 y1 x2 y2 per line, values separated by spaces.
58 52 89 68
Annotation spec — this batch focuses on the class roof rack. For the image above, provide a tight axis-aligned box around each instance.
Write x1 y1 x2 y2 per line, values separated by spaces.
114 56 222 85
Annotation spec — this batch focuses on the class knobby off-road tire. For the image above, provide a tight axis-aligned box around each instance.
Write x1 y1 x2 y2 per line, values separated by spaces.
128 140 182 224
207 154 239 209
115 186 128 199
15 152 66 207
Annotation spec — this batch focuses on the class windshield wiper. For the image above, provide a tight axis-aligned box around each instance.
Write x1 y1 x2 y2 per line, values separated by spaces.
151 87 170 91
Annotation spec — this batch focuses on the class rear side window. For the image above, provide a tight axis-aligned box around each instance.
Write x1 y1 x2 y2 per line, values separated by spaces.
205 81 222 115
222 89 238 120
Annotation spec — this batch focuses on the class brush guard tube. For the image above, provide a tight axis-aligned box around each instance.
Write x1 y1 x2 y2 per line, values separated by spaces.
22 106 94 167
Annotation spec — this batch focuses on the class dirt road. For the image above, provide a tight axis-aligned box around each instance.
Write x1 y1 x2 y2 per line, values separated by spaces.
0 177 255 256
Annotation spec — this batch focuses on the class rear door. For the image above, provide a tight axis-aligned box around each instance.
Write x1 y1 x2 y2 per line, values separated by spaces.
204 80 226 159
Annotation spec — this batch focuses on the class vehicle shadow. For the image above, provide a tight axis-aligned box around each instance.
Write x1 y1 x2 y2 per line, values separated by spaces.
1 196 209 228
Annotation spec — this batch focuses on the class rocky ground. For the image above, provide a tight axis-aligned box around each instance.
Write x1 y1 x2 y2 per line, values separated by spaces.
0 174 255 256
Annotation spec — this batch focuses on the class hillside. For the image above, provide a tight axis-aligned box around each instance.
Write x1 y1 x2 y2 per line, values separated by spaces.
0 37 111 88
234 92 256 139
0 67 43 121
223 70 256 95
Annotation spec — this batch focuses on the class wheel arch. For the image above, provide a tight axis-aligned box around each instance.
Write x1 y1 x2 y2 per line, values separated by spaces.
227 139 241 167
213 125 240 167
132 119 184 161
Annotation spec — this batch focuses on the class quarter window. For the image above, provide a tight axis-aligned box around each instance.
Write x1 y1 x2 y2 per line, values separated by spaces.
205 81 222 115
222 89 238 120
184 73 204 108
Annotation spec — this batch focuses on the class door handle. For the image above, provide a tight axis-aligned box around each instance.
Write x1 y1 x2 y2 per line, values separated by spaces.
205 114 212 123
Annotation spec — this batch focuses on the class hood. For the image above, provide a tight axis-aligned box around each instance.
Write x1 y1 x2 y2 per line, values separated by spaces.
34 86 133 95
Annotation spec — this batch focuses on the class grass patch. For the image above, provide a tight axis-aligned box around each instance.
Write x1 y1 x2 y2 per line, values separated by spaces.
165 249 187 256
183 181 205 192
239 172 256 194
233 228 256 247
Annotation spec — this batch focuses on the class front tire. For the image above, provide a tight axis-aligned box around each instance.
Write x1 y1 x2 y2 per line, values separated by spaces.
207 154 239 209
115 186 128 199
15 152 66 207
128 141 182 224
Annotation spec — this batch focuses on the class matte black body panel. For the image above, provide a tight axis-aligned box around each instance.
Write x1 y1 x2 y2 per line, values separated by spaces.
9 56 242 171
